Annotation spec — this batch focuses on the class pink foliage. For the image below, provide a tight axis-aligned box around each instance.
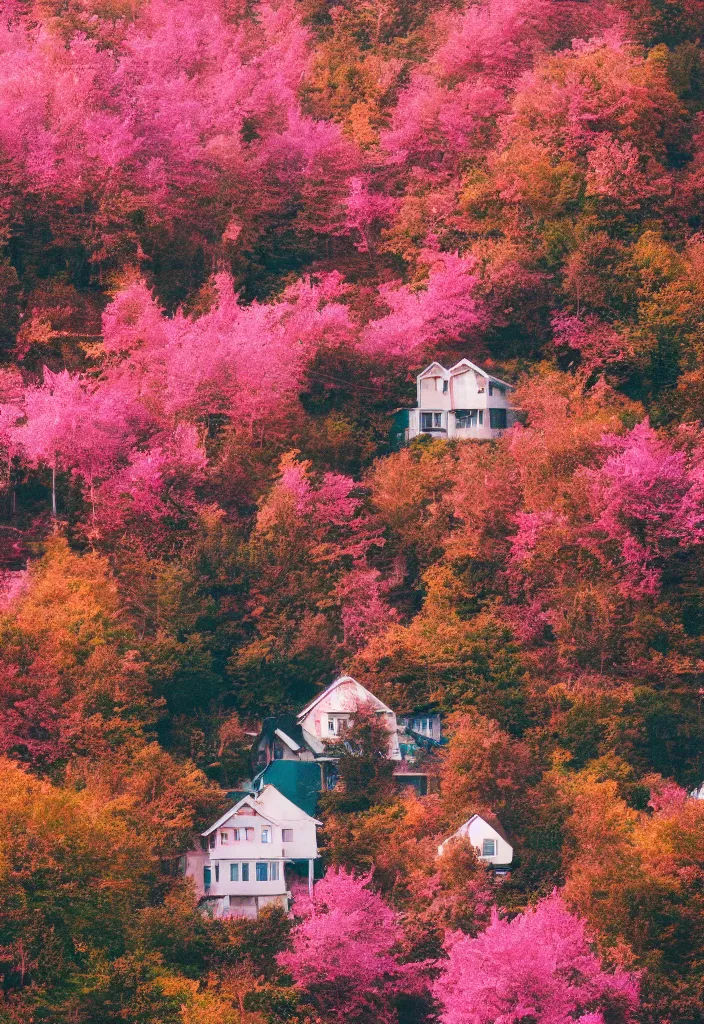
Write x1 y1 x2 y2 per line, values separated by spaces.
383 0 554 167
584 421 704 595
362 251 485 357
279 868 428 1024
552 314 634 374
434 891 639 1024
336 566 400 649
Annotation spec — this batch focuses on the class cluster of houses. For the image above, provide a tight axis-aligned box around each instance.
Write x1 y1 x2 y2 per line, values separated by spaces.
170 675 513 919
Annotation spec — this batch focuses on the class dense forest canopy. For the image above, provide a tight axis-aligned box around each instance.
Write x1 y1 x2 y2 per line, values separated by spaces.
3 0 704 1022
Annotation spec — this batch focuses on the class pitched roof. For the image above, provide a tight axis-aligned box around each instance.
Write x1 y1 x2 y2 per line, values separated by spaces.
201 794 277 835
473 811 512 845
296 675 394 720
255 714 308 752
448 358 514 390
253 760 322 818
201 782 322 836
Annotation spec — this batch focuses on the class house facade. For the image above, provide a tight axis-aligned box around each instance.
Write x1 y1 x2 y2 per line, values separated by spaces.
182 784 321 919
438 812 513 871
252 675 402 773
396 359 515 443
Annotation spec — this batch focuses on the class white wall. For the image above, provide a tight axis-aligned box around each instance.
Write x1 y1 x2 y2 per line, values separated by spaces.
438 815 513 866
299 678 401 759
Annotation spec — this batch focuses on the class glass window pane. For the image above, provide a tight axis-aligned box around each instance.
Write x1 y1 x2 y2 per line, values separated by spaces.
242 863 249 881
230 863 239 881
256 863 268 881
270 862 279 881
482 839 496 857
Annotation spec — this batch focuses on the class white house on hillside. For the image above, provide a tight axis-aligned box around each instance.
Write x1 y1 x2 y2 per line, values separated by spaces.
297 675 402 760
398 359 515 443
177 784 322 919
252 675 402 770
438 812 513 872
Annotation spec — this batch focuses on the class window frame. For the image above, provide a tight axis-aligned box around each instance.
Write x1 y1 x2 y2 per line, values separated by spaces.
261 828 271 844
256 862 268 882
282 828 294 843
230 863 239 882
482 838 497 857
241 863 250 882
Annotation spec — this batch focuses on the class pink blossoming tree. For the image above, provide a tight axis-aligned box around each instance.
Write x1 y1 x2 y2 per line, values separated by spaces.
434 891 640 1024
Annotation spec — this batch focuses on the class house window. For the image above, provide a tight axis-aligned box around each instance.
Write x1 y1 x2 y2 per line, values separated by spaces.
209 834 215 849
241 863 250 881
246 828 254 841
261 828 270 844
214 864 220 882
282 829 294 843
269 862 280 881
328 719 335 733
273 743 284 760
456 410 481 429
489 408 507 430
256 863 268 882
230 863 239 881
488 383 494 396
203 866 211 888
442 380 449 393
234 828 243 841
433 413 442 428
220 832 229 844
420 412 433 431
482 839 496 857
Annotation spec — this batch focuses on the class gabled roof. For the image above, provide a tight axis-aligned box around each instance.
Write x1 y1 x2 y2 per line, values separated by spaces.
202 794 277 835
297 675 395 720
418 361 449 378
256 783 322 825
448 358 514 390
255 714 308 752
471 811 512 845
202 784 322 836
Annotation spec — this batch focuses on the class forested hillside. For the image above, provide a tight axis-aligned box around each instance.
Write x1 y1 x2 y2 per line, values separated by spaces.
3 1 704 1022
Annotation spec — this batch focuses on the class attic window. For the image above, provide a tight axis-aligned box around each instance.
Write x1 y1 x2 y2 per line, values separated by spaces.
220 832 229 844
482 839 496 857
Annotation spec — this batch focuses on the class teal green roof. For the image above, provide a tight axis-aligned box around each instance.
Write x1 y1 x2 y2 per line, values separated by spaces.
259 761 322 817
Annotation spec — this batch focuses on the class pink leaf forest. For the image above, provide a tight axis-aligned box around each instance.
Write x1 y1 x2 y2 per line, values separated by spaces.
1 1 704 1022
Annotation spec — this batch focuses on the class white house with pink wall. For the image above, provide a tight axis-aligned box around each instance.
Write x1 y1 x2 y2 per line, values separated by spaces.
402 359 515 442
296 675 401 760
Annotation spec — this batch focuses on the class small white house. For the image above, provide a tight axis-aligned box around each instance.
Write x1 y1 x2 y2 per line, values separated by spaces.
401 359 515 442
438 812 513 869
195 784 322 919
